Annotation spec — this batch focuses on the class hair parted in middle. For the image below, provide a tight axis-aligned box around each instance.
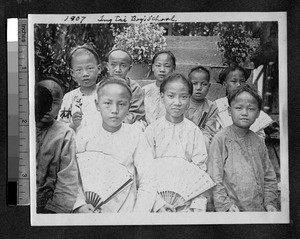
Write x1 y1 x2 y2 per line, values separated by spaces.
97 76 132 100
68 42 100 67
160 73 193 96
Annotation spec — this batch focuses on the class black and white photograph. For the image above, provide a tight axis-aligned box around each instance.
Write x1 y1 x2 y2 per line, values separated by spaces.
28 12 288 225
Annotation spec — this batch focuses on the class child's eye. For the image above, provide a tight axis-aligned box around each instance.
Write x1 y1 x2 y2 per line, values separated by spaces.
181 95 188 99
167 95 174 98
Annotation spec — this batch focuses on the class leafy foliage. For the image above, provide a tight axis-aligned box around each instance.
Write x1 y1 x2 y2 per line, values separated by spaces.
168 22 218 36
34 24 116 93
213 22 256 66
112 23 167 65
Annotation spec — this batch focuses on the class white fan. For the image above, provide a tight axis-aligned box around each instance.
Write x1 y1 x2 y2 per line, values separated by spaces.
76 151 133 211
155 157 215 209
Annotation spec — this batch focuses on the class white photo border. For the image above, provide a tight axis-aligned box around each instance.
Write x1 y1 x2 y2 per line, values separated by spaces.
29 12 288 226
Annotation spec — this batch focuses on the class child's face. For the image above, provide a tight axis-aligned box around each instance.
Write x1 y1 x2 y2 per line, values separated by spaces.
71 50 101 89
152 53 174 83
96 83 130 132
190 71 210 102
107 50 132 79
224 69 246 94
161 80 190 124
229 91 260 130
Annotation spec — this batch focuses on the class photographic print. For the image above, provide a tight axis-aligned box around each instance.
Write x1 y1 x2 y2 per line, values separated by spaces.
28 12 288 225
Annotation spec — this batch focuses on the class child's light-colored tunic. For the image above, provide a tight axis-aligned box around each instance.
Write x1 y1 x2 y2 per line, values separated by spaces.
185 98 218 144
57 87 101 135
144 117 208 211
142 82 166 125
36 120 79 213
75 123 156 213
208 125 278 212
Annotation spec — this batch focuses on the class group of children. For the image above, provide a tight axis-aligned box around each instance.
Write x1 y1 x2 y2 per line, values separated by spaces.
35 43 279 214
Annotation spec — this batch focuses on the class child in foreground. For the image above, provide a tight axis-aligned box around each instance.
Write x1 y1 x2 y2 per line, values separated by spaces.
208 84 278 212
106 49 146 128
142 50 176 124
144 73 208 212
36 80 79 213
74 77 156 213
58 43 102 134
185 66 218 151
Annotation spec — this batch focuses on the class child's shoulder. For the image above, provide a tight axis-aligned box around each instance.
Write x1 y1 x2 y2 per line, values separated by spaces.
62 87 81 99
213 126 233 140
206 98 217 108
126 77 142 90
144 116 165 133
49 120 75 137
142 82 156 91
121 122 143 136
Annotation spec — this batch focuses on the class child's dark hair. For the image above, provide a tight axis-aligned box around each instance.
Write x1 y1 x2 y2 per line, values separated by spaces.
219 62 249 85
227 84 262 111
97 76 132 100
151 50 176 69
107 48 133 65
35 85 53 122
160 73 193 95
68 42 100 68
188 65 210 81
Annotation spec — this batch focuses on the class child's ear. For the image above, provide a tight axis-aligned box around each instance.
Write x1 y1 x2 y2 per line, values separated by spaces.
228 106 232 116
160 92 164 99
70 68 75 78
97 64 102 75
95 99 100 112
256 110 260 119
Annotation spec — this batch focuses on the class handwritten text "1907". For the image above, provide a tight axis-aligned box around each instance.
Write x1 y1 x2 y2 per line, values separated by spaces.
64 16 86 24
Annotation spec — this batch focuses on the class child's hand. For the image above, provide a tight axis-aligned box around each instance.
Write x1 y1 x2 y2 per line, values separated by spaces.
266 205 278 212
74 204 95 213
71 111 83 130
228 204 240 212
158 203 175 213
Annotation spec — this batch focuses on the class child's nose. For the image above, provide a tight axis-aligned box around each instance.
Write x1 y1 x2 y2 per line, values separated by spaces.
159 66 165 72
241 108 248 115
82 68 89 76
196 83 202 90
115 65 121 72
111 104 119 114
174 97 182 105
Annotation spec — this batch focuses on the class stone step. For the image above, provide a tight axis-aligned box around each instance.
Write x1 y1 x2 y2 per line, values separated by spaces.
165 36 220 49
165 47 223 66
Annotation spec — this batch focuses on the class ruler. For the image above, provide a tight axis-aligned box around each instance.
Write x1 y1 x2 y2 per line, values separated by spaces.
18 18 30 205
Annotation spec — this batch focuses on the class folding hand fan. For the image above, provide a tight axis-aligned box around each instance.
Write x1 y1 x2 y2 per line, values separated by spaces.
76 151 133 211
155 157 215 209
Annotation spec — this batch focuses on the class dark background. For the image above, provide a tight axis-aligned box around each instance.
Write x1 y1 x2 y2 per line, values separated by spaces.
1 0 300 238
